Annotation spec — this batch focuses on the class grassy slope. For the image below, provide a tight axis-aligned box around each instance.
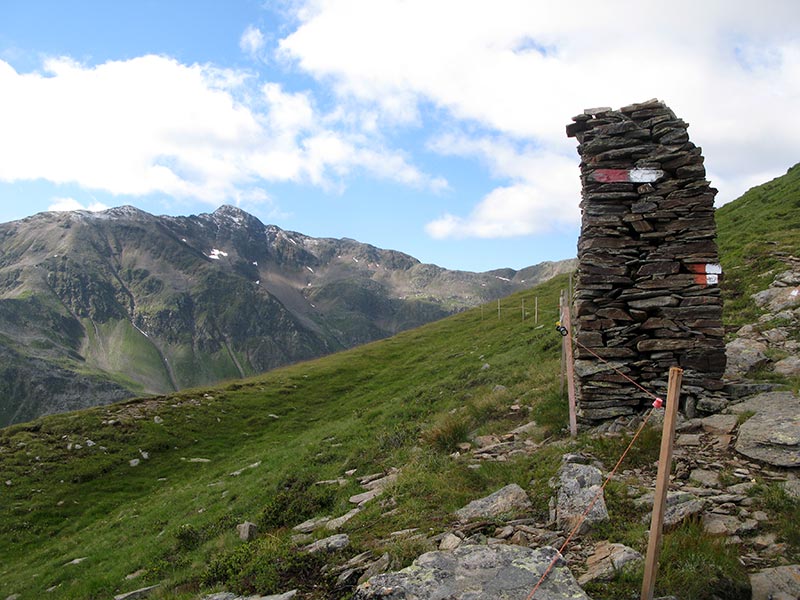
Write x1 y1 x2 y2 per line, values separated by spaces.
0 276 568 600
716 162 800 327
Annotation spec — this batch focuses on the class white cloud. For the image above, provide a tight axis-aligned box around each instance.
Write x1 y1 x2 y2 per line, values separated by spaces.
0 55 444 204
281 0 800 234
48 197 109 212
426 135 579 238
239 25 266 59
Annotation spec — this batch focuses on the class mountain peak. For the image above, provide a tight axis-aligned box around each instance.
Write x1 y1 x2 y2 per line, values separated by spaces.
212 205 264 229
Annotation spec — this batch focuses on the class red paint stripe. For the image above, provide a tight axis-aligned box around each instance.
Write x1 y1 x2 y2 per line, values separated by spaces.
589 169 630 183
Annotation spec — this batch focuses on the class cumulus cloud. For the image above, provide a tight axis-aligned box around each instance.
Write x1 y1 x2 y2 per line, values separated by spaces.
239 25 266 59
280 0 800 235
48 197 109 212
0 55 444 204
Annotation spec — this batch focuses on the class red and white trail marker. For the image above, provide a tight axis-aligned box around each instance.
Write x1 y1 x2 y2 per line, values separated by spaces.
589 168 664 183
688 263 722 285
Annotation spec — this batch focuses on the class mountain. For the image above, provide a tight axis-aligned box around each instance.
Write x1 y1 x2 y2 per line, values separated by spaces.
0 205 575 425
0 166 798 599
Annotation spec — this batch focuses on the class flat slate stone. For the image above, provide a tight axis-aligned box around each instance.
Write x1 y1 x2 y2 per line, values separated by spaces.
749 564 800 600
353 544 590 600
733 391 800 467
455 483 532 522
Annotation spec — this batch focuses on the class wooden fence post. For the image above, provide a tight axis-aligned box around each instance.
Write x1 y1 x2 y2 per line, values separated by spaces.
560 290 578 438
641 367 683 600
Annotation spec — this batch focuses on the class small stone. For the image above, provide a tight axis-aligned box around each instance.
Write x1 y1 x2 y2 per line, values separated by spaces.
439 532 462 551
578 541 643 586
236 521 257 541
455 483 532 522
113 585 161 600
304 533 350 554
676 434 702 446
690 469 720 488
749 565 800 600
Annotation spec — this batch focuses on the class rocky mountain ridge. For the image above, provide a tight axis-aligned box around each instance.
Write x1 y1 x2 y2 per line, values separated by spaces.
0 205 575 425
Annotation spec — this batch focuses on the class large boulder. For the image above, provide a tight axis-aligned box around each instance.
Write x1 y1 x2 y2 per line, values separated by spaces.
454 483 532 522
554 461 608 534
724 338 769 377
352 544 590 599
731 391 800 467
749 564 800 600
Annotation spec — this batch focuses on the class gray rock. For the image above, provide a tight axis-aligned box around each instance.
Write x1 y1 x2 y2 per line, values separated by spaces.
455 483 532 522
749 564 800 600
783 478 800 500
774 355 800 377
578 541 643 586
439 532 462 551
352 544 590 599
725 338 769 377
734 391 800 467
700 413 739 435
349 488 382 505
292 515 331 533
636 491 705 530
113 585 160 600
752 287 800 312
304 533 350 554
690 468 720 488
236 521 257 541
555 462 608 534
326 507 361 530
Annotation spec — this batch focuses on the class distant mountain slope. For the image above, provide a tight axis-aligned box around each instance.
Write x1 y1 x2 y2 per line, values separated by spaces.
0 205 575 425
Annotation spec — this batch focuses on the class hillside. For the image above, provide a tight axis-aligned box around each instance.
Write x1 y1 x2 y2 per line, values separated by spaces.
0 164 798 600
0 205 575 426
0 274 570 599
717 162 800 326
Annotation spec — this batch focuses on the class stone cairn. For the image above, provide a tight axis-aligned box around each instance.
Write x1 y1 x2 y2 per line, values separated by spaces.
566 99 726 421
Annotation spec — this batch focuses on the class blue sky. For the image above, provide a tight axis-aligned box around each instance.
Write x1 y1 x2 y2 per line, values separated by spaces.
0 1 798 272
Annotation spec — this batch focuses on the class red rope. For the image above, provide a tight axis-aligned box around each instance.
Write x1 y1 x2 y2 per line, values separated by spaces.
526 323 664 598
525 408 654 599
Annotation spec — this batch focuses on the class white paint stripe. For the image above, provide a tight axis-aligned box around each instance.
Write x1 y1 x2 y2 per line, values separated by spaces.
629 168 664 183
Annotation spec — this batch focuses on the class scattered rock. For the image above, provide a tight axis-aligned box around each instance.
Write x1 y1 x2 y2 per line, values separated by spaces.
733 391 800 467
439 532 462 551
774 355 800 377
455 483 532 522
749 564 800 600
236 521 257 541
700 414 739 435
326 508 362 530
554 461 608 534
353 544 590 599
725 338 769 377
293 515 331 533
113 585 161 600
578 541 643 586
690 468 720 488
349 488 382 505
304 533 350 554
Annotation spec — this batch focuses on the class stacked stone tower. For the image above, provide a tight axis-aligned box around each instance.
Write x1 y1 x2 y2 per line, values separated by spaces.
566 99 726 421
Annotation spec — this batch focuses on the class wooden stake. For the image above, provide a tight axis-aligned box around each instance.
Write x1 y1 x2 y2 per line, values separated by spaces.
535 296 539 324
522 298 525 321
641 367 683 600
560 290 578 438
497 298 501 319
